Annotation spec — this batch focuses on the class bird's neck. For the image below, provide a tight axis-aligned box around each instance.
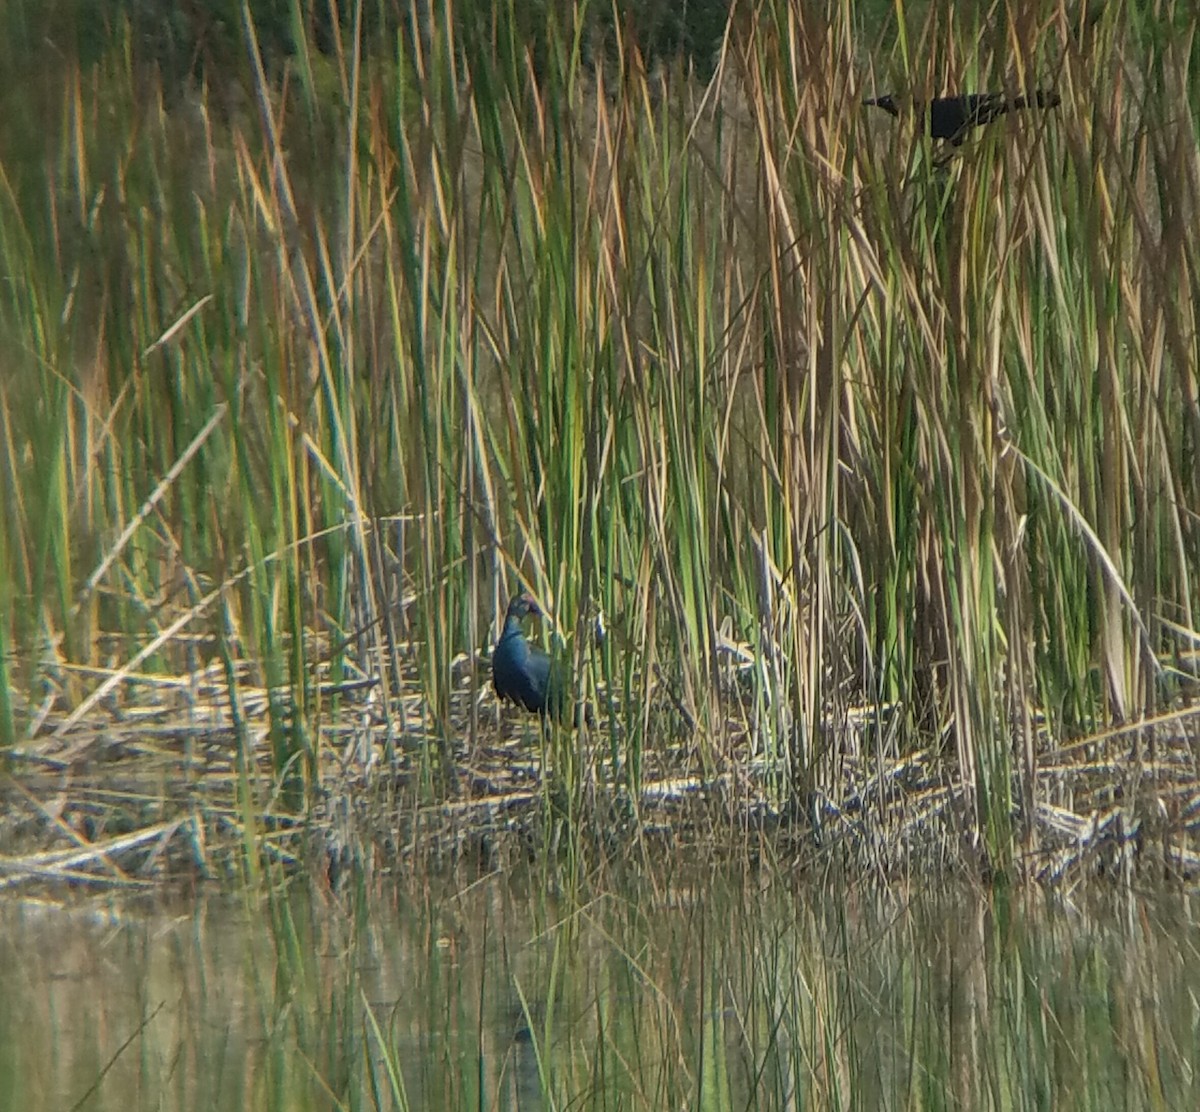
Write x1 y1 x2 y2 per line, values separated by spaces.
499 619 528 646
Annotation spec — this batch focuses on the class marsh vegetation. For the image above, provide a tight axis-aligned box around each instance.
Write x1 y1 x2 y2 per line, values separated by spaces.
1 0 1200 1100
2 0 1194 880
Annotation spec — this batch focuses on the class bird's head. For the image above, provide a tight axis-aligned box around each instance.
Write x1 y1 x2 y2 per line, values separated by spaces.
864 94 900 117
506 592 542 622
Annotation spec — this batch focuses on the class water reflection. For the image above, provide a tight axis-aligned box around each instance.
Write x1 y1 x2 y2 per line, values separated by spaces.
1 875 1197 1109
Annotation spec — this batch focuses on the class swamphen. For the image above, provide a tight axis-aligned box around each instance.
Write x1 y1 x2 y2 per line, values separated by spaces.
492 593 568 720
865 90 1061 146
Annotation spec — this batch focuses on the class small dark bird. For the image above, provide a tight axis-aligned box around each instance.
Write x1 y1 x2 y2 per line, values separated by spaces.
492 593 567 720
865 91 1061 146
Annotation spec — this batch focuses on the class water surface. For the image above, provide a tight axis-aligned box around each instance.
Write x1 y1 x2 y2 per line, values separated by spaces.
2 871 1196 1109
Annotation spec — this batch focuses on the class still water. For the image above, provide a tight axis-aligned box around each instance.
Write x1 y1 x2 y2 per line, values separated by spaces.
1 868 1197 1110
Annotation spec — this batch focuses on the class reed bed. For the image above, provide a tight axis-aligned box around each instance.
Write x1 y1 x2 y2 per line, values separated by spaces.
2 0 1200 887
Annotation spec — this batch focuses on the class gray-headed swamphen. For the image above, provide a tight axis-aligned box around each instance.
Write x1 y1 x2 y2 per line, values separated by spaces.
492 593 568 721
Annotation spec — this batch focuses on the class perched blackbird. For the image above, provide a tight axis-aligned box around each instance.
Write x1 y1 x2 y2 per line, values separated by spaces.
492 593 568 720
865 90 1061 146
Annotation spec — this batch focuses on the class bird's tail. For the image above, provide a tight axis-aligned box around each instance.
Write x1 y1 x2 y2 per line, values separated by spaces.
1013 90 1061 111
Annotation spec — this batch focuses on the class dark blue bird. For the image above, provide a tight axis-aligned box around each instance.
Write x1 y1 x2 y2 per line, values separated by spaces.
492 593 567 720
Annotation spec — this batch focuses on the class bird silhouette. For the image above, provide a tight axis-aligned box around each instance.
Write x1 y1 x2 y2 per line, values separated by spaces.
865 90 1061 146
492 593 568 720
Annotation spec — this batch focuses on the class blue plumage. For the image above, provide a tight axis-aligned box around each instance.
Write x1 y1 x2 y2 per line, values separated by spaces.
492 593 566 719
